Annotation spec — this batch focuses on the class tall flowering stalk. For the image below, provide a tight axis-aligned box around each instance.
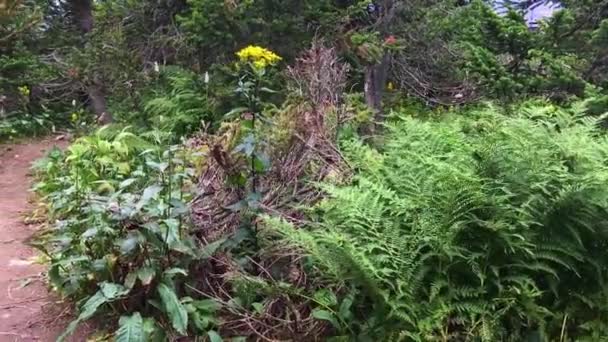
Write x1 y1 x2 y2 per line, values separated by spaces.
233 45 281 197
223 45 281 245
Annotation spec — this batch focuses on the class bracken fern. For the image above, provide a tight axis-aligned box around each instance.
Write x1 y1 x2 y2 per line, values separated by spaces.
265 102 608 340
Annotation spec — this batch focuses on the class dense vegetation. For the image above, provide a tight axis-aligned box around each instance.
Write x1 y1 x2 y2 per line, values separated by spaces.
3 0 608 340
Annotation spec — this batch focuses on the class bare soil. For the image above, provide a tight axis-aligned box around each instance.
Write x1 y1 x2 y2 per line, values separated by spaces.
0 138 92 342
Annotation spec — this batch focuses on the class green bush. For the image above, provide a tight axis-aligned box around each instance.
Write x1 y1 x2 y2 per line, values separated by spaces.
32 126 222 340
268 102 608 340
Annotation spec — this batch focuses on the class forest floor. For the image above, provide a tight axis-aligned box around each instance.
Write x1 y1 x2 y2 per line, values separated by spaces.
0 138 91 342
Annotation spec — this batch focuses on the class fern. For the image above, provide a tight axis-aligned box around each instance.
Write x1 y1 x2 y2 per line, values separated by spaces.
144 67 215 139
266 102 608 340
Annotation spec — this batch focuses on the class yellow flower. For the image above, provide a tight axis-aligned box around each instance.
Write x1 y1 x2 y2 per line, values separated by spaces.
387 82 394 91
71 112 79 122
236 45 282 69
18 85 30 97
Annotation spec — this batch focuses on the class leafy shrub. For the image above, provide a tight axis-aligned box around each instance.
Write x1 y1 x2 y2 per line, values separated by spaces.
268 102 608 340
33 126 224 340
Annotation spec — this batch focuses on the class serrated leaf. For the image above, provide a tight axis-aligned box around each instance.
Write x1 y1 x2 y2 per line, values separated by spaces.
157 283 188 335
115 312 145 342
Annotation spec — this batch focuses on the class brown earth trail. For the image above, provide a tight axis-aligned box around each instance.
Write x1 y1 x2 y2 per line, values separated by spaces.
0 139 90 342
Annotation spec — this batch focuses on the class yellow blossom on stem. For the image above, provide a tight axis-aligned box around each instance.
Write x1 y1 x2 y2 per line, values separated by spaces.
236 45 282 69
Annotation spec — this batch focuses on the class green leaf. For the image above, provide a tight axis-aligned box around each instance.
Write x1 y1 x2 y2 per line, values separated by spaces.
143 318 166 342
137 184 163 210
233 134 256 156
312 309 340 330
208 330 223 342
119 178 137 189
137 266 156 286
313 289 338 307
125 272 137 289
164 268 188 277
157 283 188 335
259 87 277 94
58 291 107 341
252 302 264 314
224 107 249 119
115 312 145 342
162 218 181 246
120 232 142 255
146 160 169 172
100 282 129 299
193 299 220 313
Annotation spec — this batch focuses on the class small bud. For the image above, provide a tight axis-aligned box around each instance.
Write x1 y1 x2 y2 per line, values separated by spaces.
154 61 160 73
204 71 210 84
72 99 76 107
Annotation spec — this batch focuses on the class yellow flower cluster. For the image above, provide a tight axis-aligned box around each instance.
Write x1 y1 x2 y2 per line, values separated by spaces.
236 45 282 69
18 85 30 97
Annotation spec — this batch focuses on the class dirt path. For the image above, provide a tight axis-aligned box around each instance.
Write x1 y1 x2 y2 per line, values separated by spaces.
0 138 88 342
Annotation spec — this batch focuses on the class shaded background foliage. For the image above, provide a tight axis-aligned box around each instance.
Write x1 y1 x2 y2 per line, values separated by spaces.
4 0 608 341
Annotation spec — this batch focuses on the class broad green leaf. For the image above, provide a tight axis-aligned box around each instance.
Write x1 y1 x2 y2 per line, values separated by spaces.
137 266 156 286
164 268 188 277
143 318 166 342
100 282 129 299
312 309 340 330
125 272 137 289
137 184 163 210
313 289 338 307
208 330 223 342
115 312 145 342
157 283 188 335
198 237 226 259
224 106 249 119
119 233 141 255
58 291 107 341
252 302 264 314
193 299 220 312
119 178 137 189
146 160 169 172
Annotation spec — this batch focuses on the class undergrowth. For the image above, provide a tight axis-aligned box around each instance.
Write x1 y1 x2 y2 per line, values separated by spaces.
265 102 608 341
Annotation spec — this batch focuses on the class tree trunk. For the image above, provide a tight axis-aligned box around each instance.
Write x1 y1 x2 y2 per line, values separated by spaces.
362 0 394 133
89 84 112 124
364 53 390 118
70 0 93 33
70 0 112 123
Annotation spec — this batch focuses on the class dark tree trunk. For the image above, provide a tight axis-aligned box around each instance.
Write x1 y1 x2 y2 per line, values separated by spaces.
364 53 390 117
70 0 112 123
70 0 93 33
362 0 395 133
